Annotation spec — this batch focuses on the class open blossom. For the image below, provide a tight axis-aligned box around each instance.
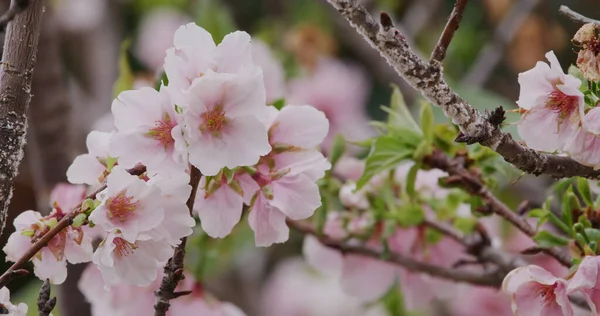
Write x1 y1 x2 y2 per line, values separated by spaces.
573 23 600 82
110 86 187 176
92 231 172 287
516 50 584 152
288 58 373 151
164 23 255 93
449 286 513 316
565 107 600 168
90 167 164 242
567 255 600 313
177 70 271 176
49 183 86 211
0 287 28 316
66 130 113 186
502 265 573 316
3 210 93 284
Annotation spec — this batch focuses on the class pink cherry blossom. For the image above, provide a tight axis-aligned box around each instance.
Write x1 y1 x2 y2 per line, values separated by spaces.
573 23 600 82
516 50 584 152
177 70 271 176
3 210 93 284
92 231 173 287
110 86 187 176
49 183 86 211
252 40 286 104
134 8 192 72
565 107 600 168
288 58 373 151
0 287 28 316
339 182 369 209
164 23 255 93
333 156 365 181
260 258 388 316
66 130 112 186
449 286 513 316
567 255 600 313
89 167 164 242
502 265 573 316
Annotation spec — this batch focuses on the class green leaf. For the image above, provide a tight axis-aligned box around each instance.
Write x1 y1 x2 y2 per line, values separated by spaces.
381 284 407 316
387 84 421 134
328 134 346 168
533 230 570 248
271 98 286 109
223 168 235 184
72 213 88 228
419 101 434 143
405 162 421 198
396 204 424 227
585 228 600 243
562 188 580 235
577 177 593 206
356 136 413 189
113 39 134 98
454 217 477 234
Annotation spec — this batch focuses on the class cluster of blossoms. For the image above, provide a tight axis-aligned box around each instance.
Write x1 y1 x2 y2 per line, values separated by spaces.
516 24 600 169
2 22 329 314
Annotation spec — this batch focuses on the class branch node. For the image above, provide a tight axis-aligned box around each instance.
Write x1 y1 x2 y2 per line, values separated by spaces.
379 12 394 31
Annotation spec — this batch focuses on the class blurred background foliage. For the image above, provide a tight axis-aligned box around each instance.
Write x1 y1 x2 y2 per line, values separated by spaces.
3 0 598 315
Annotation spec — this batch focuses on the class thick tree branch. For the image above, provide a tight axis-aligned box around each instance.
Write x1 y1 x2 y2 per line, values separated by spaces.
37 279 56 316
0 0 43 238
559 5 600 26
154 166 202 316
325 0 600 180
430 0 469 62
288 219 504 286
0 0 30 32
0 166 146 288
423 148 572 268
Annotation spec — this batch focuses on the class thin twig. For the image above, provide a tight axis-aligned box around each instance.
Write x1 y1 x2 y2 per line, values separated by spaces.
0 166 146 288
288 219 504 286
462 0 541 87
430 0 469 62
422 148 572 268
325 0 600 181
154 166 202 316
37 279 56 316
559 5 600 26
0 0 30 32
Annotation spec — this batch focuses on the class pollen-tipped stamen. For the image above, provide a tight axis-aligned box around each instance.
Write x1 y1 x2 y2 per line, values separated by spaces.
147 112 176 149
113 237 137 258
107 190 138 223
545 90 579 119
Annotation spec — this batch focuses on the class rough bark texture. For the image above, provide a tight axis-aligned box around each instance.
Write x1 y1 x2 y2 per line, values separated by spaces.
0 0 44 237
326 0 600 180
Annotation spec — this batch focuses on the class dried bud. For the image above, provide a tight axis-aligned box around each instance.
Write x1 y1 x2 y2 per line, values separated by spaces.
573 23 600 82
573 23 597 44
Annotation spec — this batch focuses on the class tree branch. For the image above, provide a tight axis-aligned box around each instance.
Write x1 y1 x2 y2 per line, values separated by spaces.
324 0 600 180
430 0 469 62
154 166 202 316
0 166 146 288
559 5 600 26
0 0 30 32
423 148 572 268
0 0 43 238
288 219 504 286
37 279 56 316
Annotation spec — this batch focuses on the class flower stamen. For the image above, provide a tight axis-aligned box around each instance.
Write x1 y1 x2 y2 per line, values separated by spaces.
107 190 138 223
113 237 136 258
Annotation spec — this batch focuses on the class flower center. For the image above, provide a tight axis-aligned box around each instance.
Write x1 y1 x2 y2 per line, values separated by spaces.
535 283 558 306
545 90 579 119
113 237 136 258
106 190 138 223
200 107 226 135
147 112 176 149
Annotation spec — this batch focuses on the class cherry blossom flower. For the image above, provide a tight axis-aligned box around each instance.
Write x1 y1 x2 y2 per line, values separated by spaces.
134 8 192 73
339 182 369 209
252 40 286 104
516 50 584 152
567 255 600 313
448 286 513 316
288 58 373 151
3 210 93 284
66 130 113 186
565 107 600 168
89 167 164 242
164 23 256 93
110 86 187 176
260 258 388 316
573 23 600 82
177 70 271 176
0 287 28 316
502 265 573 316
92 231 173 287
49 183 86 211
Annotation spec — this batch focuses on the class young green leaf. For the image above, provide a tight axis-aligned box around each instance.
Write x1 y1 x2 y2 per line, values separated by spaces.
113 39 134 98
533 230 570 248
577 177 593 206
419 101 434 143
356 136 413 189
387 84 421 134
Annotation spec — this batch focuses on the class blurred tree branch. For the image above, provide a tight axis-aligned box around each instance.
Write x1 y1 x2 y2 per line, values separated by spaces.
0 0 44 237
559 5 600 26
0 0 29 32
